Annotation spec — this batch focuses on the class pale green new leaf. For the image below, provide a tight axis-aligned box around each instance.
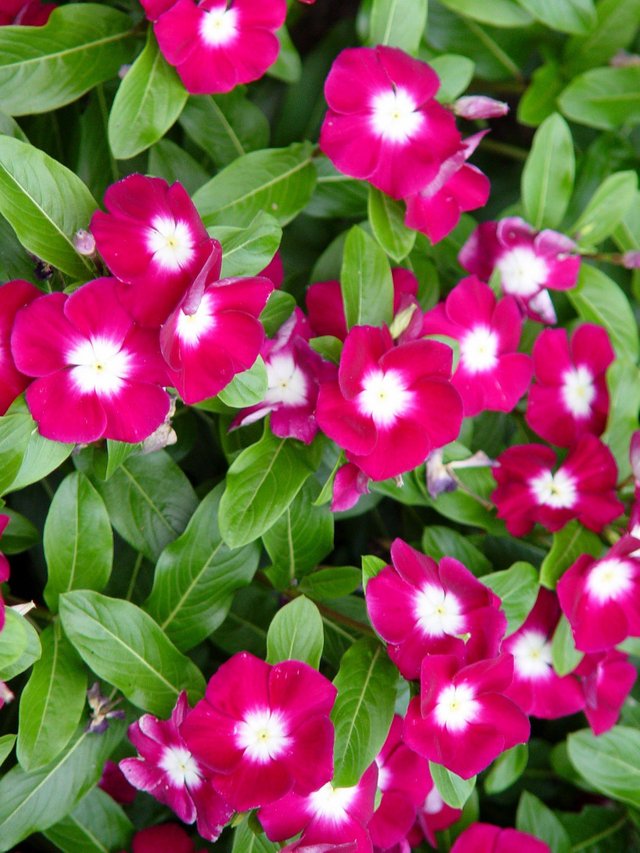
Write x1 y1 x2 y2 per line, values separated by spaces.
430 763 476 808
568 727 640 808
540 521 603 589
0 608 41 681
368 186 417 262
341 225 394 329
210 211 282 278
515 0 595 34
368 0 428 54
521 113 574 229
437 0 532 27
266 596 324 668
570 171 637 246
559 67 640 130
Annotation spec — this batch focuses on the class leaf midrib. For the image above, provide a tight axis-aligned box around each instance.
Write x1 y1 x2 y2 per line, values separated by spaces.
0 28 132 72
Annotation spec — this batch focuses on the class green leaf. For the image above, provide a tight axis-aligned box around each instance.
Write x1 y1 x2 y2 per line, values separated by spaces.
210 212 282 279
0 735 15 769
59 590 205 715
44 787 133 853
103 439 138 480
0 110 28 142
368 0 428 54
559 67 640 130
430 54 476 103
422 525 492 575
540 520 603 589
0 608 41 681
0 508 38 554
263 479 334 590
570 171 637 245
144 484 260 651
518 60 566 127
148 139 209 195
601 359 640 480
309 335 343 364
307 156 369 221
180 90 269 168
92 450 198 562
269 25 301 83
515 0 595 34
517 791 571 853
368 186 417 263
108 29 187 160
564 0 640 74
260 290 296 337
232 821 278 853
437 0 532 26
43 472 113 612
521 113 575 229
193 142 316 228
481 562 538 635
17 623 87 772
0 4 133 116
299 567 362 601
218 429 322 549
332 637 398 786
266 596 324 668
551 614 583 676
568 264 639 362
362 554 387 590
341 225 394 330
430 763 476 808
484 744 528 794
568 727 640 808
0 406 34 495
0 136 97 279
217 356 268 408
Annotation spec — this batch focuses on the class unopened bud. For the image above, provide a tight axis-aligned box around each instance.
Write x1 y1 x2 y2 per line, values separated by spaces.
453 96 509 120
0 681 14 707
610 50 640 68
10 601 36 616
118 64 131 79
622 251 640 270
74 229 96 256
426 449 457 499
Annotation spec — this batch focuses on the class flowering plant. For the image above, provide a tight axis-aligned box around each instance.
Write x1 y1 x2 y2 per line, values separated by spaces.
0 0 639 851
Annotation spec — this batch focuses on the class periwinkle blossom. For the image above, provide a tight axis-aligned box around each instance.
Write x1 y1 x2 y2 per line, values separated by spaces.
575 649 636 734
316 326 462 482
320 46 461 199
421 275 532 416
0 278 40 415
459 216 581 323
492 434 623 536
120 693 234 842
129 823 206 853
0 0 56 24
451 823 551 853
180 652 337 811
526 324 614 448
331 462 371 512
365 538 506 680
11 278 171 444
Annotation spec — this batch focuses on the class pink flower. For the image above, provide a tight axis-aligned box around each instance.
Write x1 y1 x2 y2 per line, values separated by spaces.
459 217 580 323
0 279 40 415
98 760 137 805
403 133 490 245
130 823 206 853
575 649 637 734
421 276 532 416
331 462 371 512
316 326 462 481
160 246 273 404
492 435 623 536
413 781 462 848
11 278 171 444
0 515 10 633
526 324 614 448
260 251 284 289
503 589 584 719
152 0 287 94
180 652 337 811
120 693 233 843
91 174 213 326
320 46 461 199
258 764 378 852
557 536 640 653
366 539 506 680
451 823 550 853
0 0 56 25
404 654 530 779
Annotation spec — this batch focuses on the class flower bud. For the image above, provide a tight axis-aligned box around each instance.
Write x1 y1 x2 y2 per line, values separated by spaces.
73 229 96 256
453 96 509 120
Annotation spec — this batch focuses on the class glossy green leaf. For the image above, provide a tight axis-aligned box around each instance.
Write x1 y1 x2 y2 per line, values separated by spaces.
217 356 268 408
0 735 15 769
260 290 296 337
515 0 596 34
332 637 398 786
430 763 476 808
521 113 575 229
341 225 394 329
108 29 187 160
0 508 38 554
145 484 260 651
559 67 640 130
299 566 362 601
482 562 538 635
148 139 209 195
568 727 640 808
540 521 603 589
484 744 528 794
362 554 387 590
570 171 637 245
0 721 124 852
266 596 324 668
210 211 282 279
17 623 87 771
0 406 34 495
564 0 640 74
193 142 316 227
568 264 639 362
368 186 417 262
517 791 571 853
0 136 97 279
43 472 113 612
0 608 41 680
92 450 198 562
309 335 343 365
0 5 133 116
517 61 565 126
232 821 278 853
219 429 322 549
44 787 133 853
422 525 491 575
368 0 428 53
551 614 583 676
430 54 475 103
59 591 205 715
103 440 138 480
601 359 640 480
437 0 532 26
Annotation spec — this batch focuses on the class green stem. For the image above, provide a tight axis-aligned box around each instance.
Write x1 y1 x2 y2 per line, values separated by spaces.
125 551 144 601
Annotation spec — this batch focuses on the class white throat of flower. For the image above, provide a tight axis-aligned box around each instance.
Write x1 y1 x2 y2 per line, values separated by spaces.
460 326 499 374
176 292 215 345
264 353 309 407
414 585 464 637
147 216 195 270
585 557 635 602
529 468 577 509
68 337 131 396
159 745 202 789
369 87 423 143
511 629 553 680
308 781 358 824
497 247 548 297
357 368 414 428
561 365 595 419
236 709 289 763
199 4 238 46
433 683 480 731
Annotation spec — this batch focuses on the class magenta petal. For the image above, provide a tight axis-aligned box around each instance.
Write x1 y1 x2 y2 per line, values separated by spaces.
190 781 234 842
11 293 82 376
316 382 377 456
259 789 310 841
99 381 170 443
365 567 416 644
269 661 337 727
339 326 393 398
25 373 106 443
64 278 131 343
181 703 244 773
213 754 292 810
284 716 335 794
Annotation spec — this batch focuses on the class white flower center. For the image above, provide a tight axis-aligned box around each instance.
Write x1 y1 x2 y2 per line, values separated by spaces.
497 247 548 297
460 326 499 373
370 87 423 143
235 709 289 763
308 782 357 823
68 337 131 396
199 5 238 46
414 585 464 637
357 368 414 428
159 745 202 789
176 292 215 345
423 786 445 815
147 216 195 270
375 760 390 791
511 629 553 680
529 468 577 509
561 365 595 419
264 353 308 408
433 683 479 732
586 557 635 602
